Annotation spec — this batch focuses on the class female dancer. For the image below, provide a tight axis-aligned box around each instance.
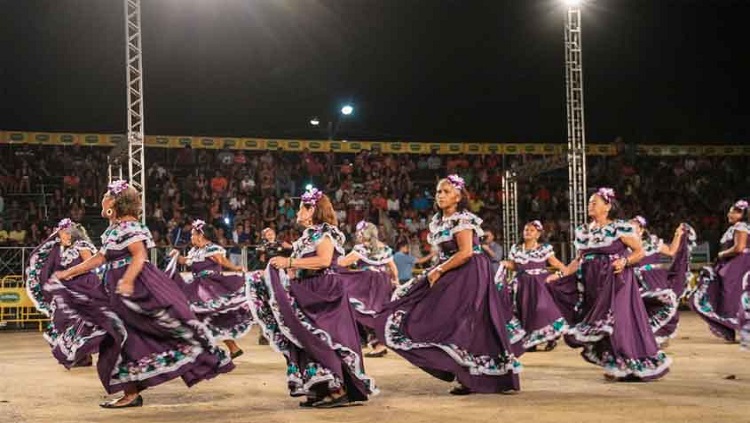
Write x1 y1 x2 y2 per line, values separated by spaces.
496 220 568 352
375 175 522 395
246 187 377 408
53 180 234 408
338 221 398 357
168 219 253 358
548 188 670 381
691 200 750 343
26 218 104 368
630 216 696 345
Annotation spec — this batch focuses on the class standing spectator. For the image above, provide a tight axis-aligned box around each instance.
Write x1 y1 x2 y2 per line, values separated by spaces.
481 230 504 276
393 242 433 284
387 192 400 220
229 224 251 267
240 173 256 194
427 152 441 171
211 171 228 196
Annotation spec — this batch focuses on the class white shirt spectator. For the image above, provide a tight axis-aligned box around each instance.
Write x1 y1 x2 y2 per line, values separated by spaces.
427 155 441 170
229 196 244 211
348 198 365 211
405 219 419 233
241 177 256 192
387 198 400 212
336 209 347 224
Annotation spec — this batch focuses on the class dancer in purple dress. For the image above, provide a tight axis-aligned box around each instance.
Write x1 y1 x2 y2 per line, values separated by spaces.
630 216 696 345
53 180 233 409
337 221 398 358
246 187 377 408
691 200 750 343
26 218 105 368
549 188 670 381
496 220 568 352
375 175 522 395
167 219 253 359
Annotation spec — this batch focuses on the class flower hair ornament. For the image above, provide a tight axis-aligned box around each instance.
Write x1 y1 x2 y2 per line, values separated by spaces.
446 174 466 191
108 179 130 197
633 215 648 227
301 186 323 206
192 219 206 234
596 187 616 204
734 199 749 210
528 220 543 231
356 220 368 232
56 218 74 231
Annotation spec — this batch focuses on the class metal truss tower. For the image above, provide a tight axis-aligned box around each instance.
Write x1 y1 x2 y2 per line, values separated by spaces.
565 5 587 251
124 0 146 222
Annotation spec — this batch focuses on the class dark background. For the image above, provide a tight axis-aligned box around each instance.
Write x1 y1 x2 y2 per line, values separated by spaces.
1 0 748 143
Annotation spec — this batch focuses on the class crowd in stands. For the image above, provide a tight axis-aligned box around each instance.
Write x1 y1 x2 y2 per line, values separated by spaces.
1 142 748 264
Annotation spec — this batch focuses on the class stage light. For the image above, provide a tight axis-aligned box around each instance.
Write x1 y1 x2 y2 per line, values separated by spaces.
341 105 354 116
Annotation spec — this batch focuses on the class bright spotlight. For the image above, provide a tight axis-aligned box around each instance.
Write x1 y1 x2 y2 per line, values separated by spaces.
565 0 582 6
341 105 354 116
310 118 320 126
305 184 313 191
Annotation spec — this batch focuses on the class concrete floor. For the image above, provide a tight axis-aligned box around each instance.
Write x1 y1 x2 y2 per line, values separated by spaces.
1 312 748 423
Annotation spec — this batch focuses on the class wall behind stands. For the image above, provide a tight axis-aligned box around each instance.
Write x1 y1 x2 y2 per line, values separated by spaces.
2 130 750 156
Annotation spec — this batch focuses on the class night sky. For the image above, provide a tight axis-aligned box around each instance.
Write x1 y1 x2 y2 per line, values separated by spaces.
1 0 748 143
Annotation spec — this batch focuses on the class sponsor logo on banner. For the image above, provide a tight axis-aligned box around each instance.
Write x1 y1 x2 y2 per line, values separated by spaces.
466 144 481 154
308 141 323 150
9 132 25 142
0 292 20 303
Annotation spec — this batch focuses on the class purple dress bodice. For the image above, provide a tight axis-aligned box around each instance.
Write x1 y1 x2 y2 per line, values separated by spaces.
290 223 347 278
575 220 636 260
56 239 97 271
509 243 554 273
184 243 227 275
352 243 393 272
719 222 749 257
427 210 485 263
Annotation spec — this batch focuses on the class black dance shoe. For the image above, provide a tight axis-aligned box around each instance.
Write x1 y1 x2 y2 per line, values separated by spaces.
99 395 143 409
449 385 472 395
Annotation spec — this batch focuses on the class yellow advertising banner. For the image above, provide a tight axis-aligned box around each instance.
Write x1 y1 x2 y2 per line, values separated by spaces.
1 130 748 157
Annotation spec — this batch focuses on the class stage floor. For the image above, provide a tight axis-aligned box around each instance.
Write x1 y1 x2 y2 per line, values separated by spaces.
1 312 748 423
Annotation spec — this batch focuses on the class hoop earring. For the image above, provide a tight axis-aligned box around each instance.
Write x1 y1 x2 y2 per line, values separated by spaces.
106 208 114 217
